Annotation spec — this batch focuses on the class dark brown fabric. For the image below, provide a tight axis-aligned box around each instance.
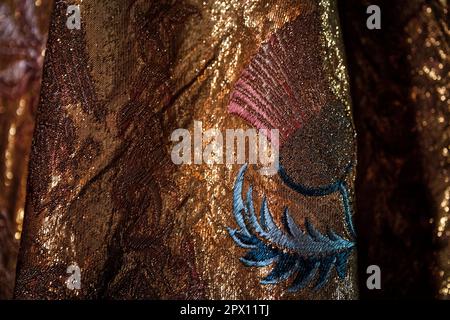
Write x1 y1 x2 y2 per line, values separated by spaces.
340 0 449 299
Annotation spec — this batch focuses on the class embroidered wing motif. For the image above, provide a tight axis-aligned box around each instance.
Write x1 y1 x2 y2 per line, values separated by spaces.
226 13 356 292
227 164 355 291
227 13 331 145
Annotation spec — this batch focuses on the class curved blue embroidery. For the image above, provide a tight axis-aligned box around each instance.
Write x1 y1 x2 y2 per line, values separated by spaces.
227 164 356 291
278 164 356 238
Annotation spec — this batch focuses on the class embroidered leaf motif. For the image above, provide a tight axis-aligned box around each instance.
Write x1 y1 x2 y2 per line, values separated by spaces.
228 164 355 291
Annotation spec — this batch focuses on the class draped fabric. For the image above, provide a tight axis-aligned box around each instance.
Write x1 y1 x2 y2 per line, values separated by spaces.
12 0 358 300
0 0 448 300
0 0 53 299
341 0 449 299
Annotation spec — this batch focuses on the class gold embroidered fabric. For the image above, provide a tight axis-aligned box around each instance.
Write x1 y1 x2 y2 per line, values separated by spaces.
0 0 447 300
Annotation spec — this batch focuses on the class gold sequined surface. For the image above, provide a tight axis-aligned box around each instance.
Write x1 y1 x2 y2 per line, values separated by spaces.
0 0 447 301
12 0 358 299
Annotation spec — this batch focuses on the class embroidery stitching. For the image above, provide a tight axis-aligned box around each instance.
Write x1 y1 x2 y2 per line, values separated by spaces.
227 164 356 291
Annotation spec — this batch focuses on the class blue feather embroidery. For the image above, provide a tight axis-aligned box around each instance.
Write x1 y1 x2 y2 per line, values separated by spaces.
227 164 356 291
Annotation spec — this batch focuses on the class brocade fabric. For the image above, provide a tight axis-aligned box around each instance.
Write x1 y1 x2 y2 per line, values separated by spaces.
13 0 358 299
0 0 447 300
